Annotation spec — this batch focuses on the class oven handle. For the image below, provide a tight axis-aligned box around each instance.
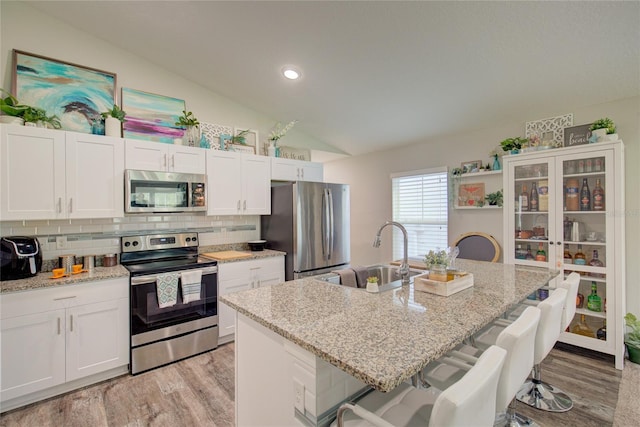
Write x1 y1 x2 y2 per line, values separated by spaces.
130 266 218 286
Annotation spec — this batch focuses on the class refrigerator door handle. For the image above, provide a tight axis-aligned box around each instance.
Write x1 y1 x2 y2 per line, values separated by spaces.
322 188 330 259
327 188 334 260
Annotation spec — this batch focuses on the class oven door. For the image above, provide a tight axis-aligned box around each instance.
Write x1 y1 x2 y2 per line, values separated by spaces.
130 266 217 344
125 169 206 213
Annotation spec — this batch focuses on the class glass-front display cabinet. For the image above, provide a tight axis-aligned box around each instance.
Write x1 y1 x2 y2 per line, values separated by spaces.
503 140 625 369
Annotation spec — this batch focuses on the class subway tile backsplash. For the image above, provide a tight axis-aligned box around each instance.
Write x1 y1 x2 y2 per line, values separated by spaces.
0 215 260 261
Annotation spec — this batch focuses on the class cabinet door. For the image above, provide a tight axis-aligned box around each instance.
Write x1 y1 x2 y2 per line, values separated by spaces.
125 139 168 171
254 257 285 287
271 158 323 182
0 310 66 402
65 132 125 219
207 151 243 215
218 262 253 338
242 155 271 215
65 298 129 382
300 163 324 182
170 145 206 174
0 125 66 220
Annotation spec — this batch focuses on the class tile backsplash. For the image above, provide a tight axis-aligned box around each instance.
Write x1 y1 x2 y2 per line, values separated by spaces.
0 214 260 261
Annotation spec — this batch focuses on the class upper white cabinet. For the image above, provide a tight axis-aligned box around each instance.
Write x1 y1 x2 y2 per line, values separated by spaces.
0 125 124 220
125 139 205 174
270 157 323 182
206 150 271 215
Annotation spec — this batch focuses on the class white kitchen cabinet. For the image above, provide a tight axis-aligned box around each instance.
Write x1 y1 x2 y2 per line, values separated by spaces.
0 278 129 406
0 125 124 220
503 140 625 369
206 150 271 215
218 256 284 340
270 157 323 182
125 138 205 174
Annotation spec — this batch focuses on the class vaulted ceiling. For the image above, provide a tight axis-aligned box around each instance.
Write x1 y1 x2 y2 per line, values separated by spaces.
27 1 640 156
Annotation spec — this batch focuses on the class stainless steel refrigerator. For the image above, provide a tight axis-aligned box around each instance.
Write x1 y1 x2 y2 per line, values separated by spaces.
261 181 350 280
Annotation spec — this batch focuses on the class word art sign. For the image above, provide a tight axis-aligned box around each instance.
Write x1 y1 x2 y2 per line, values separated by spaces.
563 124 592 147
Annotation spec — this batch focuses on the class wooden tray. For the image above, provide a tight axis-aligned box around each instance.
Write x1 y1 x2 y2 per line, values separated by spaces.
200 251 252 260
414 272 474 296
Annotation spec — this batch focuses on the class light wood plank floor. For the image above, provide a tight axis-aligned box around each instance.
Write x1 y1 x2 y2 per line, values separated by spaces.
0 342 622 426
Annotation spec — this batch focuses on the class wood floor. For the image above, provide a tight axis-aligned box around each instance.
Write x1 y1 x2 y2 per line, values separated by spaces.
0 342 622 427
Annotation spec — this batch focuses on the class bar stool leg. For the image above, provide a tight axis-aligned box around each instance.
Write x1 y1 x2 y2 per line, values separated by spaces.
516 364 573 412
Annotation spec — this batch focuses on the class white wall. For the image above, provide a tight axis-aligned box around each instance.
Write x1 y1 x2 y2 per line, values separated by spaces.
324 96 640 317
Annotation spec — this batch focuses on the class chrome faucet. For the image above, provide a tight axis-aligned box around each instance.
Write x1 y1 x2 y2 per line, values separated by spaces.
373 221 410 285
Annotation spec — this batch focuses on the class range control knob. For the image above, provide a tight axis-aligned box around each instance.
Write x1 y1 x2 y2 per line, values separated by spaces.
124 241 131 247
192 236 197 241
186 237 191 242
133 241 139 246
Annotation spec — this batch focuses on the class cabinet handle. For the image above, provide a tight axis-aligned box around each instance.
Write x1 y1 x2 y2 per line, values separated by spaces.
58 197 62 213
297 168 301 179
69 198 73 213
53 296 77 301
57 317 61 335
164 153 167 168
237 200 241 211
243 200 247 211
301 168 304 179
70 314 74 332
549 241 554 245
557 241 562 246
171 154 175 169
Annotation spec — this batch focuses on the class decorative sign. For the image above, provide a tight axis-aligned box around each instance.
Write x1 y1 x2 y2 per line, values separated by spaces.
526 113 573 147
276 146 311 161
458 183 485 207
563 124 592 147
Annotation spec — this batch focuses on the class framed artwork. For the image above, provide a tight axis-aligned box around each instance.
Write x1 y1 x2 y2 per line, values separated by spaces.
121 87 185 144
233 127 259 153
200 122 233 150
525 113 573 147
461 160 482 174
563 124 592 147
458 183 485 207
12 49 116 133
277 146 311 161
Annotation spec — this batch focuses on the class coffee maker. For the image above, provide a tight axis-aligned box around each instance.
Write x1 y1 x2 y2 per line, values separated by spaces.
0 236 43 280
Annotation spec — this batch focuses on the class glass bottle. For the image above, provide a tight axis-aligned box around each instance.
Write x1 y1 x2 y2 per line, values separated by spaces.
589 250 604 268
563 247 573 264
535 243 546 262
593 178 605 211
580 178 591 211
530 182 539 212
572 314 595 337
576 292 584 308
515 244 526 260
574 244 586 265
597 320 607 341
566 179 580 211
525 244 534 260
587 282 602 312
520 184 529 212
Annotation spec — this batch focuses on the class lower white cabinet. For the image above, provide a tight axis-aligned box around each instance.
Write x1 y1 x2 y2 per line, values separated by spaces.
0 278 129 406
218 256 284 340
270 157 323 182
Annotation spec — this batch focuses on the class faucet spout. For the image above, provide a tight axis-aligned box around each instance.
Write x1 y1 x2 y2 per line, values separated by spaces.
373 221 410 285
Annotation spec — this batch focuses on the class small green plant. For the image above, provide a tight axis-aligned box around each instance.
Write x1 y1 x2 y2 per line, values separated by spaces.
175 110 199 128
23 106 47 124
366 276 378 283
500 137 528 152
451 167 463 177
0 89 30 117
624 313 640 347
485 189 503 207
424 249 449 268
232 129 250 144
101 104 127 122
590 118 616 134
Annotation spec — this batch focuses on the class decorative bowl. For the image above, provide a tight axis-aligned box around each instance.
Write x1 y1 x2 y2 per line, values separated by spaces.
248 240 267 251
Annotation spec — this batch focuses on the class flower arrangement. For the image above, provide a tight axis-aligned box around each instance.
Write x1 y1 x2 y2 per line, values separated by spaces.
590 118 616 134
268 120 297 144
424 249 449 268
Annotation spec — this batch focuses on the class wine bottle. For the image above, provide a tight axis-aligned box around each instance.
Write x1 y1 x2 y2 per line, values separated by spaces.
597 320 607 340
525 244 534 260
563 247 573 264
576 292 584 308
574 244 586 265
580 178 591 211
593 178 605 211
587 282 602 312
589 250 605 278
535 243 546 262
520 184 529 211
571 314 595 337
530 182 539 212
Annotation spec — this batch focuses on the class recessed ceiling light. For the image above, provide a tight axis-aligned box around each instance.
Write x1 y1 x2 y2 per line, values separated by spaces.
282 66 301 80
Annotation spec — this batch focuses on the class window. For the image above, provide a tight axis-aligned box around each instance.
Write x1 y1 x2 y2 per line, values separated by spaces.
391 167 448 260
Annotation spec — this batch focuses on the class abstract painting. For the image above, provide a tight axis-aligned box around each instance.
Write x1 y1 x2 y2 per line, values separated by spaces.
13 50 116 133
121 88 185 144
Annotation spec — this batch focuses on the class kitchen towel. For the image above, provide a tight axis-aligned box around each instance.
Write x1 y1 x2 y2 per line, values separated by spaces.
332 268 357 287
352 266 369 288
181 269 203 304
156 272 180 308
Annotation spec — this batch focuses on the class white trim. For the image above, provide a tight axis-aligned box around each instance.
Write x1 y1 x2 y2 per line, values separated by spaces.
390 165 447 179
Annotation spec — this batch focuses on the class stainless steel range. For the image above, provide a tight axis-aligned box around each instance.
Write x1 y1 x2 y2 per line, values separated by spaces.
120 232 218 374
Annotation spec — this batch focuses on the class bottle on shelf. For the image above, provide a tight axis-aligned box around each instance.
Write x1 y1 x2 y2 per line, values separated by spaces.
538 180 548 211
588 250 604 276
580 178 591 211
597 320 607 341
520 184 529 211
565 179 579 211
574 244 586 265
571 314 595 337
530 182 539 212
576 292 585 308
593 178 605 211
515 244 526 260
563 247 573 264
525 244 534 260
587 282 602 312
535 243 546 262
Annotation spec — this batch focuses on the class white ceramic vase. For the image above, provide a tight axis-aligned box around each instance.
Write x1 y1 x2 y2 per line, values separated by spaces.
105 116 121 137
591 128 607 142
267 145 277 157
0 116 25 126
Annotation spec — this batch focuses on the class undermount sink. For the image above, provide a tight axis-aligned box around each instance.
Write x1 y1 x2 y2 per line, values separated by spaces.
319 264 424 291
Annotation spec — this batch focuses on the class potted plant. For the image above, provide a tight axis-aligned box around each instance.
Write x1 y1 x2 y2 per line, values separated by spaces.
101 104 126 137
500 137 528 154
267 120 297 156
22 107 47 127
0 89 30 125
589 118 617 142
232 129 250 145
366 276 379 293
624 312 640 364
175 110 200 146
485 189 503 207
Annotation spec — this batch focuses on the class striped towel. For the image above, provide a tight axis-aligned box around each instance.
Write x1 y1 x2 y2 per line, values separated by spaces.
181 269 203 304
156 272 179 308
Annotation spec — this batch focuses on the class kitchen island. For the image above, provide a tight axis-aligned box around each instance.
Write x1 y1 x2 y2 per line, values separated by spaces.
220 259 558 426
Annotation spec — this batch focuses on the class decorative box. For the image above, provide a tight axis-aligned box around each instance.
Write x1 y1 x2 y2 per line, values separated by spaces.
413 272 474 296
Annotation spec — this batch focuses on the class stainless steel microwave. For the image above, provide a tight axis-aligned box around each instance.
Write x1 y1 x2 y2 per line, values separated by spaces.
125 170 206 213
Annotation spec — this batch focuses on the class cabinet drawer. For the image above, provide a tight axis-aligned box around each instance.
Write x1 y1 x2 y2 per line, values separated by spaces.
1 278 128 319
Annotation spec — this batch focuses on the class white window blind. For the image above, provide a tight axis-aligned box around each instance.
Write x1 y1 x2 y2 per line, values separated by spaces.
391 168 448 260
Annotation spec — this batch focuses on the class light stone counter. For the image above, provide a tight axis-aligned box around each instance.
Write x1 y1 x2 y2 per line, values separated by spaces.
0 265 130 294
221 259 558 393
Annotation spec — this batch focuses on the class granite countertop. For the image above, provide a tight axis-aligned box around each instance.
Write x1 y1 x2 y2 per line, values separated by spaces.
199 248 286 264
221 259 558 392
1 265 130 294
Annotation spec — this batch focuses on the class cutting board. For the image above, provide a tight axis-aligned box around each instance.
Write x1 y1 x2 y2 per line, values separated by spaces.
201 251 253 260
